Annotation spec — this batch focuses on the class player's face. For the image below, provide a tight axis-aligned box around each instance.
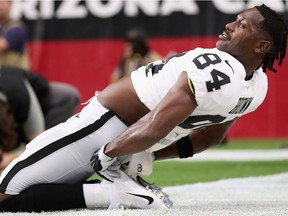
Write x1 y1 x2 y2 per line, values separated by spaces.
216 8 265 57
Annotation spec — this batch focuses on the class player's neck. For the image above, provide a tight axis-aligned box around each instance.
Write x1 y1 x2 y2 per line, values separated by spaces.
244 62 262 77
238 56 263 78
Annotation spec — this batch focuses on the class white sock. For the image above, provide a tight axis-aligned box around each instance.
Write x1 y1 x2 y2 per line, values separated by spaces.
83 183 110 208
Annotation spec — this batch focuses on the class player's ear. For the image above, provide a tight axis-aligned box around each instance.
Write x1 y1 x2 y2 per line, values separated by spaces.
254 40 271 54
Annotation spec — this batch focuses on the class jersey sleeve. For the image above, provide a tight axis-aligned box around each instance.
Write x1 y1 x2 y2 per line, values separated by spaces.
184 48 245 112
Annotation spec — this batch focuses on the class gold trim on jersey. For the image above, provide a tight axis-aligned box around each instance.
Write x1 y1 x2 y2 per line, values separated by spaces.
187 77 195 95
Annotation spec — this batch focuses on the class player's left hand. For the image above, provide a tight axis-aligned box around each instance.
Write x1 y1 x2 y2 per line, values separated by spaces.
91 144 121 182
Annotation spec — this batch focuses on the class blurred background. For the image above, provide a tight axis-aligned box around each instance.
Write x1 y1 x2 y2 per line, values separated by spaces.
11 0 288 139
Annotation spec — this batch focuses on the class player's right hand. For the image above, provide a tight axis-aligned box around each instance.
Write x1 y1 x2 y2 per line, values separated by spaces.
90 144 121 182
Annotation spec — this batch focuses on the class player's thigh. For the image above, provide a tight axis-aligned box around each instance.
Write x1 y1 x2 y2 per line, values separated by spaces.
0 97 127 194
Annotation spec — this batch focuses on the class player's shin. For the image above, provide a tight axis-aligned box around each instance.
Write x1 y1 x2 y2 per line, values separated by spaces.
0 183 86 212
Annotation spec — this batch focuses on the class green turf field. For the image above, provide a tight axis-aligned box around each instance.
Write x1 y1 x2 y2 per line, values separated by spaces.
145 160 288 187
143 139 288 186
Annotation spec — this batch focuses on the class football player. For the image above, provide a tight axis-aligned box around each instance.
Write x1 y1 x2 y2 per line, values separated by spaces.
0 4 286 212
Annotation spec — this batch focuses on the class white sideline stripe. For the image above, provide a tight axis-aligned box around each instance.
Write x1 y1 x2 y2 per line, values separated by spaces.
167 149 288 162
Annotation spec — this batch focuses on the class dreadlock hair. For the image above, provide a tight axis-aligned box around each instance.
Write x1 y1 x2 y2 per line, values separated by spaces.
255 4 288 72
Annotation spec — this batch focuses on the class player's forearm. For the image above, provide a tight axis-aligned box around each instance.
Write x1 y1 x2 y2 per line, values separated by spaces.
154 135 194 160
154 120 236 160
105 115 170 157
153 143 180 160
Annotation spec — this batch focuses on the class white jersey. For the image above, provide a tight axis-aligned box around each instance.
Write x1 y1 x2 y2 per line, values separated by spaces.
131 48 268 151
